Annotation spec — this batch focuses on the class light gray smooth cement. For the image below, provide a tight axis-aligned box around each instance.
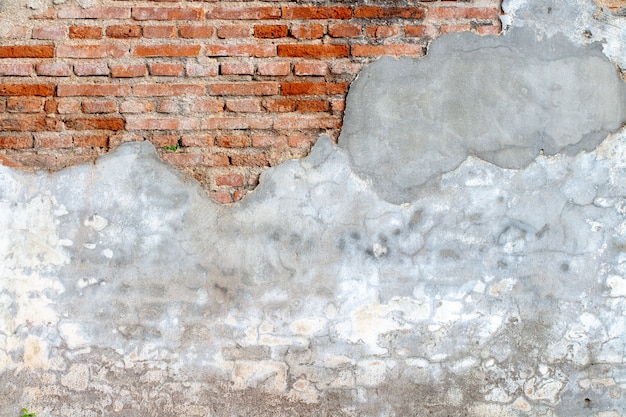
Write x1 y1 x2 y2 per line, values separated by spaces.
339 26 626 203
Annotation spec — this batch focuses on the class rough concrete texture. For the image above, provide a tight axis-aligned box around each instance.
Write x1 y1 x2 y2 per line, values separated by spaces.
2 1 626 416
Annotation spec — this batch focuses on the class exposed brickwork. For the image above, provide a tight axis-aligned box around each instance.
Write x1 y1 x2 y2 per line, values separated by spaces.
0 0 501 203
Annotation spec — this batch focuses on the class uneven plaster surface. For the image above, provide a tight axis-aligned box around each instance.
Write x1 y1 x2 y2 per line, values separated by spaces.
2 0 626 416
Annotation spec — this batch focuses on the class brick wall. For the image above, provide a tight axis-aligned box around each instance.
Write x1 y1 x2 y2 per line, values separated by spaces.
0 0 501 203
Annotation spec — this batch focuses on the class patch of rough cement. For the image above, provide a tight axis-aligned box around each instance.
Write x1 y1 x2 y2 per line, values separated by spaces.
339 25 626 203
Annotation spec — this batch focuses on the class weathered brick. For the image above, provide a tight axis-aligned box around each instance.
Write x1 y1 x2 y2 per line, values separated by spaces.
366 25 400 38
281 82 348 96
180 134 213 147
206 44 276 57
0 64 34 77
201 116 272 130
160 153 204 167
405 25 438 38
36 63 72 77
191 99 224 113
282 6 352 20
32 26 67 40
329 61 363 75
142 25 177 38
225 98 261 113
252 135 287 148
132 7 203 21
69 26 103 39
6 97 44 113
208 6 280 20
64 117 125 131
208 82 278 96
186 63 219 77
56 98 81 114
257 62 291 76
263 98 296 113
440 24 472 34
58 7 130 19
294 62 327 76
0 116 60 132
216 135 249 148
328 24 361 38
354 6 426 19
216 173 244 186
57 44 127 58
179 25 214 38
217 25 251 39
351 44 424 57
120 100 154 114
37 133 73 148
106 25 141 38
133 45 201 57
230 153 270 167
126 116 200 130
150 63 184 76
111 64 148 78
73 134 109 148
149 134 178 147
57 84 130 97
477 24 501 35
0 46 55 58
254 25 288 39
221 62 254 75
277 44 348 58
290 25 324 39
133 84 205 97
429 7 500 20
157 99 187 114
82 100 117 114
0 84 55 96
74 63 110 76
0 134 33 149
274 115 341 129
209 191 232 204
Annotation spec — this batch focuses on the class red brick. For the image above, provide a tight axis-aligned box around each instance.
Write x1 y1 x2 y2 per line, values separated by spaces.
133 84 205 97
57 44 127 58
73 134 109 147
186 63 219 77
288 135 315 148
254 25 288 39
64 117 125 131
216 135 249 148
203 154 229 166
57 84 130 97
58 7 130 19
366 25 400 38
0 100 5 113
206 44 276 57
180 25 214 38
202 116 272 130
208 82 278 96
208 6 280 20
133 44 201 57
148 134 178 147
281 82 348 96
290 25 324 39
354 6 426 19
56 98 81 114
429 7 500 20
0 116 60 132
111 64 148 78
82 100 117 114
440 24 472 34
221 62 254 75
257 62 290 76
180 134 213 147
331 99 345 111
217 25 251 38
209 191 232 204
277 44 348 58
263 99 296 113
106 25 142 38
36 63 72 77
6 98 44 113
191 99 224 113
69 26 103 39
405 25 438 38
274 115 342 129
74 63 110 76
351 44 424 57
0 46 54 58
252 135 287 148
32 26 67 40
0 135 33 149
296 99 329 112
37 133 73 148
225 98 261 113
150 63 184 76
230 153 270 167
142 25 177 38
132 7 203 20
233 190 247 202
0 64 34 77
328 24 361 38
216 173 244 186
120 100 154 113
282 6 351 19
160 153 202 167
44 99 58 114
0 84 55 96
126 116 200 130
329 61 363 75
294 62 327 76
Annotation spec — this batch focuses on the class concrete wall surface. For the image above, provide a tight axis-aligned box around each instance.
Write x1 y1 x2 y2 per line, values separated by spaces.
2 0 626 416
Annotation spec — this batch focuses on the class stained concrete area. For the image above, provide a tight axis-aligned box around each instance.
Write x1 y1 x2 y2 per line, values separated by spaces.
2 0 626 416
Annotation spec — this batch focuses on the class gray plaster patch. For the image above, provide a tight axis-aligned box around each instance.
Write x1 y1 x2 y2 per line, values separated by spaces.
339 26 626 203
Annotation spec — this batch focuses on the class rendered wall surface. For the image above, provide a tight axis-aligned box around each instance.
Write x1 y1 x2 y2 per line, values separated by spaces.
2 0 626 416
